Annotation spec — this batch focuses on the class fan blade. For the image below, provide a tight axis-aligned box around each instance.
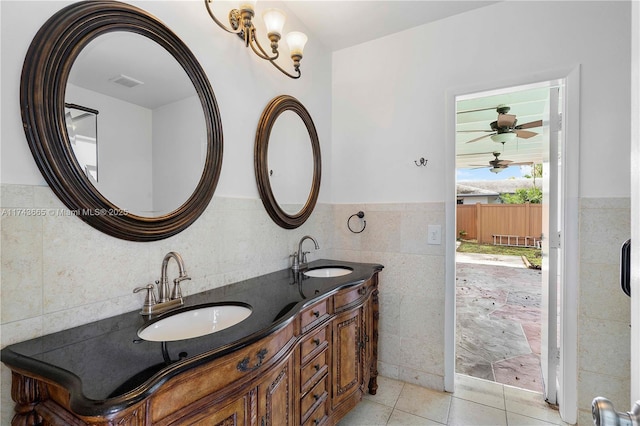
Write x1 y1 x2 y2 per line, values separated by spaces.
457 130 494 133
466 133 495 143
516 120 543 130
508 161 534 166
497 113 517 128
497 160 513 165
515 130 537 139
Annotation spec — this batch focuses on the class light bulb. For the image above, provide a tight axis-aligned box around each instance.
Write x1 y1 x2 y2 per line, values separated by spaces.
239 0 256 12
263 9 286 38
286 31 307 57
490 132 516 144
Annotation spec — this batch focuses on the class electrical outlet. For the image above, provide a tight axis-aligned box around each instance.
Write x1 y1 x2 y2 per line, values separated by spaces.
427 225 441 245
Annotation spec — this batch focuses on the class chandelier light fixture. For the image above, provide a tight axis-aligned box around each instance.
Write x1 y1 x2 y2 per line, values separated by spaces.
205 0 307 79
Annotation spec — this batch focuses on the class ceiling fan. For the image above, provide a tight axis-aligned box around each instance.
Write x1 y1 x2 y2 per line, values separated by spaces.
458 105 543 144
470 152 533 173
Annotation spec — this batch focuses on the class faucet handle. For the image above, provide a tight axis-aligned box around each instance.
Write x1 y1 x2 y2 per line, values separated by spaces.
133 284 157 314
301 251 310 263
171 275 191 299
290 252 300 270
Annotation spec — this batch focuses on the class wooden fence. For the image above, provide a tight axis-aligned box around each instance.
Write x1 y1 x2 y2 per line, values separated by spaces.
457 203 542 246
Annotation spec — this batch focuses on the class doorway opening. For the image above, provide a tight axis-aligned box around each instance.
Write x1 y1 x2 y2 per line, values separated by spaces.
453 81 561 401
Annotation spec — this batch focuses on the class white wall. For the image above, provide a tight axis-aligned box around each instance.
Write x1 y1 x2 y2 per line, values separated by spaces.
332 1 630 203
66 83 155 214
332 1 631 423
152 95 206 214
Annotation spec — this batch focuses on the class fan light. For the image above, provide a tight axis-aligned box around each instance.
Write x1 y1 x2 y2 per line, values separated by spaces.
490 133 517 144
490 167 503 174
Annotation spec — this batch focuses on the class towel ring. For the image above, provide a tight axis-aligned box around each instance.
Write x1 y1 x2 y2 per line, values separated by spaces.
347 211 366 234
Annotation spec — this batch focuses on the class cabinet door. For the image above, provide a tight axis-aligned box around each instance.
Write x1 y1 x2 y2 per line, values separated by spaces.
332 308 362 409
177 390 253 426
258 356 294 426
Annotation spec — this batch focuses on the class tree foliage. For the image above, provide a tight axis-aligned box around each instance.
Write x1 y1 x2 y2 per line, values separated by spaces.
500 187 542 204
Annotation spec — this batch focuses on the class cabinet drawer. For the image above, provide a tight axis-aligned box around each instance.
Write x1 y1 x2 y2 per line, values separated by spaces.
300 299 330 332
150 322 295 422
302 398 329 426
334 279 372 310
300 325 329 364
300 349 328 394
301 375 328 422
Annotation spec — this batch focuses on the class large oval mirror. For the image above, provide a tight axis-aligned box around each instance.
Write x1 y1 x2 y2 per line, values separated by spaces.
21 1 223 241
255 95 321 229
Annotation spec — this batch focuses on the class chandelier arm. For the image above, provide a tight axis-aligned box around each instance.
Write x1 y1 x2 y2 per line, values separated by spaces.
267 58 301 79
250 35 279 61
204 0 243 35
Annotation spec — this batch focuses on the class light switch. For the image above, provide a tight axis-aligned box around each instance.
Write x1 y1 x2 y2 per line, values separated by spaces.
427 225 441 245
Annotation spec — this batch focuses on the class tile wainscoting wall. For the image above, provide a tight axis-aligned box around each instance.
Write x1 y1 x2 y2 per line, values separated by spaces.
1 187 632 426
331 203 447 391
0 183 334 424
577 197 630 425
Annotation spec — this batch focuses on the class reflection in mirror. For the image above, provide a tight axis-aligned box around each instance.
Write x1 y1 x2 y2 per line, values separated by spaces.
65 32 206 217
65 103 98 182
255 95 321 229
268 110 314 214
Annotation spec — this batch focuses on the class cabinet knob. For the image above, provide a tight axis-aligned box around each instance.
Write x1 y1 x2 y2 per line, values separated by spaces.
314 364 321 371
313 393 320 401
358 287 366 295
312 338 321 346
312 310 320 318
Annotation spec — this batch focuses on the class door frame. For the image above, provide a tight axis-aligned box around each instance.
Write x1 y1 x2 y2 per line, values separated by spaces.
630 0 640 405
444 66 580 424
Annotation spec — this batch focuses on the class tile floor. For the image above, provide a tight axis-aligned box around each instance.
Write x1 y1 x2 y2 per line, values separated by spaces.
338 374 570 426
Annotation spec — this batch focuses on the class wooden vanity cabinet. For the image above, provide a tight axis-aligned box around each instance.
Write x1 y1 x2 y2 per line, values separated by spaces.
7 273 379 426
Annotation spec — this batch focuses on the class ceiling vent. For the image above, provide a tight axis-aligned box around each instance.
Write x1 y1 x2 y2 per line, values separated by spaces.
109 74 144 88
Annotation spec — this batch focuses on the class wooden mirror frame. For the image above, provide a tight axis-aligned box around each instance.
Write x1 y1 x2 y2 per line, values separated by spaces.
21 1 223 241
254 95 321 229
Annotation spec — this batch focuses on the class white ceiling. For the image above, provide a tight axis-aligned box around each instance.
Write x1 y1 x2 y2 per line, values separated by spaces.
68 32 196 110
283 1 500 51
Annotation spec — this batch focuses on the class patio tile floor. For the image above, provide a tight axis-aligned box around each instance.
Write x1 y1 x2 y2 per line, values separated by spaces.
456 253 544 393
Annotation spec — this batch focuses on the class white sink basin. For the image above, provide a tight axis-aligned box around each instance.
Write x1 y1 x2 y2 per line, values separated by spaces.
138 304 252 342
303 267 353 278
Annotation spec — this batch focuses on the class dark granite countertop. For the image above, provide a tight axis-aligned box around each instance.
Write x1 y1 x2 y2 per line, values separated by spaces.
1 259 383 416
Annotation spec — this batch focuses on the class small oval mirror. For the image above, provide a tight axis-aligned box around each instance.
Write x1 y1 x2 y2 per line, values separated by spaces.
255 96 321 229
